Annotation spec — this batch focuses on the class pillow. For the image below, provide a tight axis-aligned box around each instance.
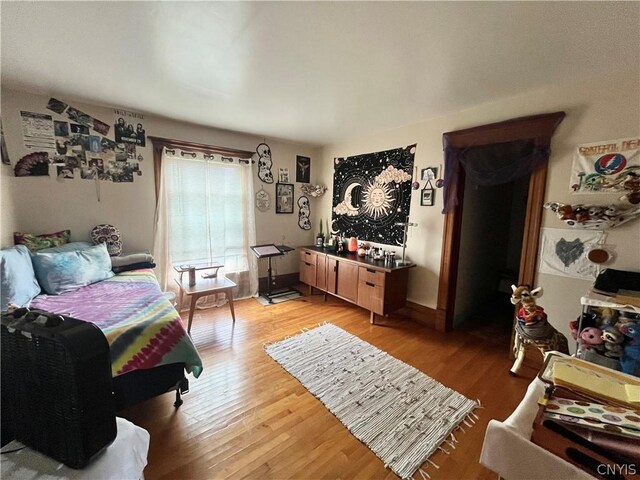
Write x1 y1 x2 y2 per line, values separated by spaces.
14 229 71 251
31 243 114 295
0 245 42 311
39 241 93 254
111 253 155 274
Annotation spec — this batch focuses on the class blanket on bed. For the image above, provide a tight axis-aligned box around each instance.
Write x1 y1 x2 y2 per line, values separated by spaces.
31 269 203 378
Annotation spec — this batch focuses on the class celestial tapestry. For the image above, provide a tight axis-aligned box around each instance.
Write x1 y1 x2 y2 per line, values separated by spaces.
331 144 416 245
570 137 640 193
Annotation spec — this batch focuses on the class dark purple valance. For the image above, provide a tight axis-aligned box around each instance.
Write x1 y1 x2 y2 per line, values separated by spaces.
442 112 565 213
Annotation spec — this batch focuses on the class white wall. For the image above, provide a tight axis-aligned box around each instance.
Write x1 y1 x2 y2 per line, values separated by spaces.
0 88 319 277
317 70 640 343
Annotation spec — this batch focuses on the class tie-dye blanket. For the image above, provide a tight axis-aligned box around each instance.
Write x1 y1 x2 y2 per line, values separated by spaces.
31 269 203 378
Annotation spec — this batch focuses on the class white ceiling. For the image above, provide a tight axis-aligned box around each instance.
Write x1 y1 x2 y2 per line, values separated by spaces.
1 2 638 146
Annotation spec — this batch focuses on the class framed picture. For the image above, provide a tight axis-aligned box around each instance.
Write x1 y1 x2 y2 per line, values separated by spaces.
278 168 290 183
421 187 434 206
296 155 311 183
421 167 437 181
276 183 294 213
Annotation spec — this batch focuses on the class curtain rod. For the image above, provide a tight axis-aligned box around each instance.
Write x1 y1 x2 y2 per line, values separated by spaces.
148 136 255 158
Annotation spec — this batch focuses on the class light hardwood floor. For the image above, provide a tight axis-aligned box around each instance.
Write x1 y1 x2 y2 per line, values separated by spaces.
120 291 538 480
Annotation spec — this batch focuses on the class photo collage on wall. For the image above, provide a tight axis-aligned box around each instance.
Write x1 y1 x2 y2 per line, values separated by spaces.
13 98 144 183
332 144 416 245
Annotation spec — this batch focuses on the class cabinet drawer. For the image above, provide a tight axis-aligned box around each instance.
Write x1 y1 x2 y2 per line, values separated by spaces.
357 280 384 315
299 260 317 286
300 249 317 264
358 267 386 287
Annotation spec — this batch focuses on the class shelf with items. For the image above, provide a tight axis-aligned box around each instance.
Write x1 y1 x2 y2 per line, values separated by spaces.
573 291 640 376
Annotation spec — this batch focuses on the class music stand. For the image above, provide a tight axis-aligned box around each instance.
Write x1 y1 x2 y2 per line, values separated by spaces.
250 244 300 303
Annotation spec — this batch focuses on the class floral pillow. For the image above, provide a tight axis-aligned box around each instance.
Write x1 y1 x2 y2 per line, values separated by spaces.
14 229 71 251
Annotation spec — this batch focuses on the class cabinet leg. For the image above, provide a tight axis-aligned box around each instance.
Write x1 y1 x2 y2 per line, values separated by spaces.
323 292 327 302
370 311 376 324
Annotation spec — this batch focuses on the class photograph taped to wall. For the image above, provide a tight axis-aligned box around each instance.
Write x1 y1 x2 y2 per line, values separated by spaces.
46 98 68 115
66 106 94 129
278 167 290 183
56 165 74 179
114 109 145 146
1 120 9 165
53 121 69 137
570 137 640 193
539 228 600 279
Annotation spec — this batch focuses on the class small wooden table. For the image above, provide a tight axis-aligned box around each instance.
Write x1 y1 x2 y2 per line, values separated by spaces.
175 276 237 334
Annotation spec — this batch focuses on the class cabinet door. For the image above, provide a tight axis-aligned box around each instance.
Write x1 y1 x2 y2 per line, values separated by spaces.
336 261 358 302
316 254 327 291
326 258 337 294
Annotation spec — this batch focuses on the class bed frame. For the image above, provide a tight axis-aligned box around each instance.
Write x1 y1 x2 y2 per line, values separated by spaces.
112 362 190 410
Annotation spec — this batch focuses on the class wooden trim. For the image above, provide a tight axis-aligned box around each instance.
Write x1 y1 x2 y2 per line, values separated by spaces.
398 301 437 328
443 111 565 147
148 136 254 158
437 112 565 333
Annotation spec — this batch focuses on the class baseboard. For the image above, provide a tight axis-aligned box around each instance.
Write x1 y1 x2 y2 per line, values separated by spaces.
396 301 437 329
258 272 300 293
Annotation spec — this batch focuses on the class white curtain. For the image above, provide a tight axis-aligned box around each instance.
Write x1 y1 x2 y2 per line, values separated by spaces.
153 147 258 309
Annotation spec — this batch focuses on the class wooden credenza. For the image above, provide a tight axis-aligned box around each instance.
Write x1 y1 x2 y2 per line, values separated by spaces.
299 246 414 324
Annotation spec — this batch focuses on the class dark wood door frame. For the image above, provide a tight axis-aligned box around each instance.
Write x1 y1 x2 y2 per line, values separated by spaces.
435 112 565 332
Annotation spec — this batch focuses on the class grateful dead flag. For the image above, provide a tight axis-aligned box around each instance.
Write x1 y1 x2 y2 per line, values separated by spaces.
570 137 639 193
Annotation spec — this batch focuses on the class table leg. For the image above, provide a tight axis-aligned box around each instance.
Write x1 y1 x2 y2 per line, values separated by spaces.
178 289 185 312
227 289 236 323
187 295 197 334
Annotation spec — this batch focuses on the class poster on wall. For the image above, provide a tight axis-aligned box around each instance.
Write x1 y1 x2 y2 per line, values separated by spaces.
570 137 640 193
538 228 600 280
114 109 145 146
331 144 416 245
21 111 55 151
1 120 9 165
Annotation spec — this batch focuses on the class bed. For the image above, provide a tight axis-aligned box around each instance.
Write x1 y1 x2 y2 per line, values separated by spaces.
30 268 203 409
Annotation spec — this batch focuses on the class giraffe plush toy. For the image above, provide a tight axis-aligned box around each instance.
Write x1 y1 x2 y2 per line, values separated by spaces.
509 284 569 375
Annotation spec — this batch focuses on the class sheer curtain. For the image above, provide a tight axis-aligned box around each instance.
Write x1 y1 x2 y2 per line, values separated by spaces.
153 147 258 309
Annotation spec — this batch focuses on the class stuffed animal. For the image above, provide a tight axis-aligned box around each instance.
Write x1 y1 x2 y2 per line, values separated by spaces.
601 326 624 358
580 327 603 346
511 285 546 325
619 323 640 376
574 205 590 223
557 204 576 221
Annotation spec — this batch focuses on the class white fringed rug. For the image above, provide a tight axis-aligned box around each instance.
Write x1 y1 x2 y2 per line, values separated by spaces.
264 323 479 480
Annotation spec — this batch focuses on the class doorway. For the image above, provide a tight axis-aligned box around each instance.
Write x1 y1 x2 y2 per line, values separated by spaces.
435 112 565 333
453 172 530 345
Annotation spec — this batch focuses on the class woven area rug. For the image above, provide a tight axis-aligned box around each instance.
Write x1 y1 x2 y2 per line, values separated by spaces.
264 323 479 479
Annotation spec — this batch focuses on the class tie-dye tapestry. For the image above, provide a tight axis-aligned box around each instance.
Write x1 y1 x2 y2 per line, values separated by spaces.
331 144 416 245
570 137 640 193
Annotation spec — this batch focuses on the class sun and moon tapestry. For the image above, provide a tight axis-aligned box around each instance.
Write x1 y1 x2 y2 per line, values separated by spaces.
331 144 416 245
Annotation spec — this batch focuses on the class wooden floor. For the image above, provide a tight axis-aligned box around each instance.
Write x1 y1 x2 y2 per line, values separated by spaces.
120 291 538 480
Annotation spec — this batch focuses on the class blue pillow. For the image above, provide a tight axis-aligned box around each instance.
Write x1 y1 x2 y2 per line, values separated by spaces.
39 241 93 254
31 243 114 295
0 245 42 311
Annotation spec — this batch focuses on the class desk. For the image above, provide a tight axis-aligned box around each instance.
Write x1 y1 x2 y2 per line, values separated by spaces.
250 244 300 303
1 417 149 480
175 276 237 334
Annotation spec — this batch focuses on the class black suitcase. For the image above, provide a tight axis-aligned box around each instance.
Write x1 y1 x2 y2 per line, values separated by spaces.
1 308 117 468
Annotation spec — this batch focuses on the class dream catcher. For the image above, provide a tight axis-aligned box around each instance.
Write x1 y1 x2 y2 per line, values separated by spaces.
255 186 270 212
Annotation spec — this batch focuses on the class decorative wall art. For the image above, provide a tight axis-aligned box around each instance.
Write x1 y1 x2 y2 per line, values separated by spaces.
421 166 437 182
255 187 270 212
256 143 274 183
13 98 142 185
331 144 416 245
539 228 600 280
544 202 640 230
296 155 310 183
298 196 311 230
278 167 290 183
300 184 327 197
570 137 640 193
21 111 54 150
276 183 294 214
421 188 434 206
114 109 144 146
